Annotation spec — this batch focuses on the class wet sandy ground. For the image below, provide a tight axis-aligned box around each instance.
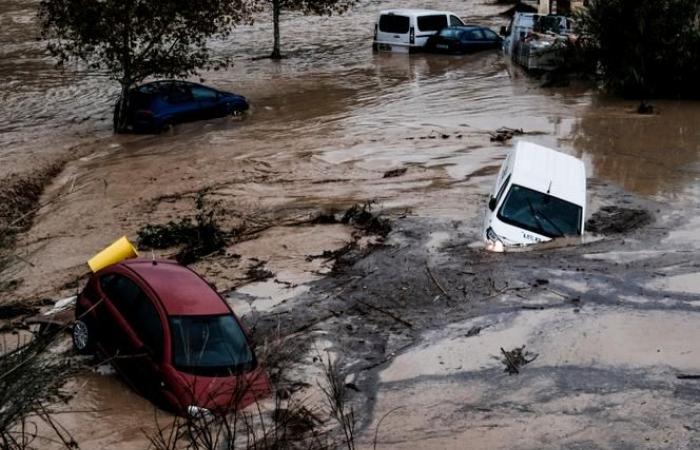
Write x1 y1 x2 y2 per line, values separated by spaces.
1 0 700 448
293 200 700 450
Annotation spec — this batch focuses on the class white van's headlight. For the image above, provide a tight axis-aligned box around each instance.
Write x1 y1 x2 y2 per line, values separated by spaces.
486 227 501 243
485 227 505 253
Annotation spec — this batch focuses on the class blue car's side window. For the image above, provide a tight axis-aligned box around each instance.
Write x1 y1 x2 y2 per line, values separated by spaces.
468 30 485 41
165 85 193 104
192 86 218 101
484 29 499 41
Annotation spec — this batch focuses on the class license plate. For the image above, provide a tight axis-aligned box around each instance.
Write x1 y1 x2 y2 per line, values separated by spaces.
436 44 449 49
378 44 392 51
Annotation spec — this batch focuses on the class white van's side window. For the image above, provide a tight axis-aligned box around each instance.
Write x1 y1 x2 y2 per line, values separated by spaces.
450 15 464 26
379 15 410 34
417 15 448 32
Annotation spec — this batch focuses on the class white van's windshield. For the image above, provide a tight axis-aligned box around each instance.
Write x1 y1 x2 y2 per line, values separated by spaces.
497 184 582 238
379 15 410 33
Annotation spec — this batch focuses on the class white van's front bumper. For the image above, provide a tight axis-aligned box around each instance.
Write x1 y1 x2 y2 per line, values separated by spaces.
484 222 551 252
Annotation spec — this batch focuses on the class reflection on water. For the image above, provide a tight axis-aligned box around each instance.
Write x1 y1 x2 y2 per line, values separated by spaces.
573 98 700 196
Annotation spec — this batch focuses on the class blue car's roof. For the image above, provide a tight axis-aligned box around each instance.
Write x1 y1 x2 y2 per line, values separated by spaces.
444 25 483 31
135 80 221 95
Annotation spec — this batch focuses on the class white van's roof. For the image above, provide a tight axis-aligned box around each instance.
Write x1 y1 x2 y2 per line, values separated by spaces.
509 141 586 207
378 9 454 17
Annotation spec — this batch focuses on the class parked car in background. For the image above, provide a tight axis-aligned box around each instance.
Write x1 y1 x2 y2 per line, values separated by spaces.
73 259 270 415
425 26 503 54
483 141 586 251
373 9 465 53
117 80 249 133
502 12 575 71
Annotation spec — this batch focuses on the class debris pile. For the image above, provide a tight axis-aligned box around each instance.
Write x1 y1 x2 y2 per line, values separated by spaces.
383 168 407 178
137 193 229 264
586 206 652 234
0 301 38 321
306 202 393 274
489 127 524 142
404 130 464 140
246 260 274 282
500 346 538 375
341 202 391 237
637 101 655 115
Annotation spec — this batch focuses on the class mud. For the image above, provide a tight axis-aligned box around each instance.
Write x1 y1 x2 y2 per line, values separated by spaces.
0 163 64 241
277 200 700 449
586 205 653 235
1 0 700 448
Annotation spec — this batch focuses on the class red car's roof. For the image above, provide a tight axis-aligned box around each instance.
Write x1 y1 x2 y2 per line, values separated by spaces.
120 260 230 316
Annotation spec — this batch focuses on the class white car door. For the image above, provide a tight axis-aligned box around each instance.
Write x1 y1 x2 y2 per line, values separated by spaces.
376 14 411 46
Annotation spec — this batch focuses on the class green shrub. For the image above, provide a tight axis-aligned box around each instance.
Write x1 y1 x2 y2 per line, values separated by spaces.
577 0 700 98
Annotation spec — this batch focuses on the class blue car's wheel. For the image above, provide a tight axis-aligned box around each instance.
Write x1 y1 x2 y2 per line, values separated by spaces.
222 103 239 117
158 119 174 133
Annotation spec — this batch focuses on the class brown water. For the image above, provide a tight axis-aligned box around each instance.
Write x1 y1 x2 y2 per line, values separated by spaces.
2 0 700 448
2 0 698 195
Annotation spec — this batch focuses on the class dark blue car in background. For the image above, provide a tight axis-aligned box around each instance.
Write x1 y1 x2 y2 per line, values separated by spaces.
119 80 249 133
426 26 503 54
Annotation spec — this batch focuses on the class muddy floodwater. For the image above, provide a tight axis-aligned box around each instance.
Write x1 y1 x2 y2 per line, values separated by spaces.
1 0 700 448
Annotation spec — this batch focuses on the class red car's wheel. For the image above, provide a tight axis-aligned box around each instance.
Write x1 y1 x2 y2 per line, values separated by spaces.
72 318 95 354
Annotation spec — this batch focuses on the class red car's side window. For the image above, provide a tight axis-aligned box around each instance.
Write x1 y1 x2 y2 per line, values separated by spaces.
99 274 165 358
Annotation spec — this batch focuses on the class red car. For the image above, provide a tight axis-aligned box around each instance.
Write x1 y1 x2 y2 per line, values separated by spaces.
73 259 270 415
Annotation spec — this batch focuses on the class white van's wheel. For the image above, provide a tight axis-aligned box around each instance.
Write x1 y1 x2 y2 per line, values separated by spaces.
72 319 94 354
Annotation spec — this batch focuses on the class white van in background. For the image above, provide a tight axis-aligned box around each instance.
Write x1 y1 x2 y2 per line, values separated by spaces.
502 12 538 57
373 9 465 53
502 12 574 69
483 141 586 251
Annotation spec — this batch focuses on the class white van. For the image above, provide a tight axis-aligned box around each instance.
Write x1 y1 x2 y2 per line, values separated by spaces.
373 9 465 53
502 12 538 57
483 141 586 251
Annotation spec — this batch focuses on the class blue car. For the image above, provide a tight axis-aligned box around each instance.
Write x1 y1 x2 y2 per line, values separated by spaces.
119 80 249 133
426 26 503 54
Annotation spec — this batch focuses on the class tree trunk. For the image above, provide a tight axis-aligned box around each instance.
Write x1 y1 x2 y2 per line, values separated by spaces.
113 83 130 133
271 0 282 59
115 3 133 133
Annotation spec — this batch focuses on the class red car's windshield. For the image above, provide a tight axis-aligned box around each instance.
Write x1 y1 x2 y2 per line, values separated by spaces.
169 314 254 376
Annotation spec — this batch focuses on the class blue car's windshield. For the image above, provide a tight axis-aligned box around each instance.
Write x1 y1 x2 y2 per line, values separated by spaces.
170 314 254 376
497 184 582 238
